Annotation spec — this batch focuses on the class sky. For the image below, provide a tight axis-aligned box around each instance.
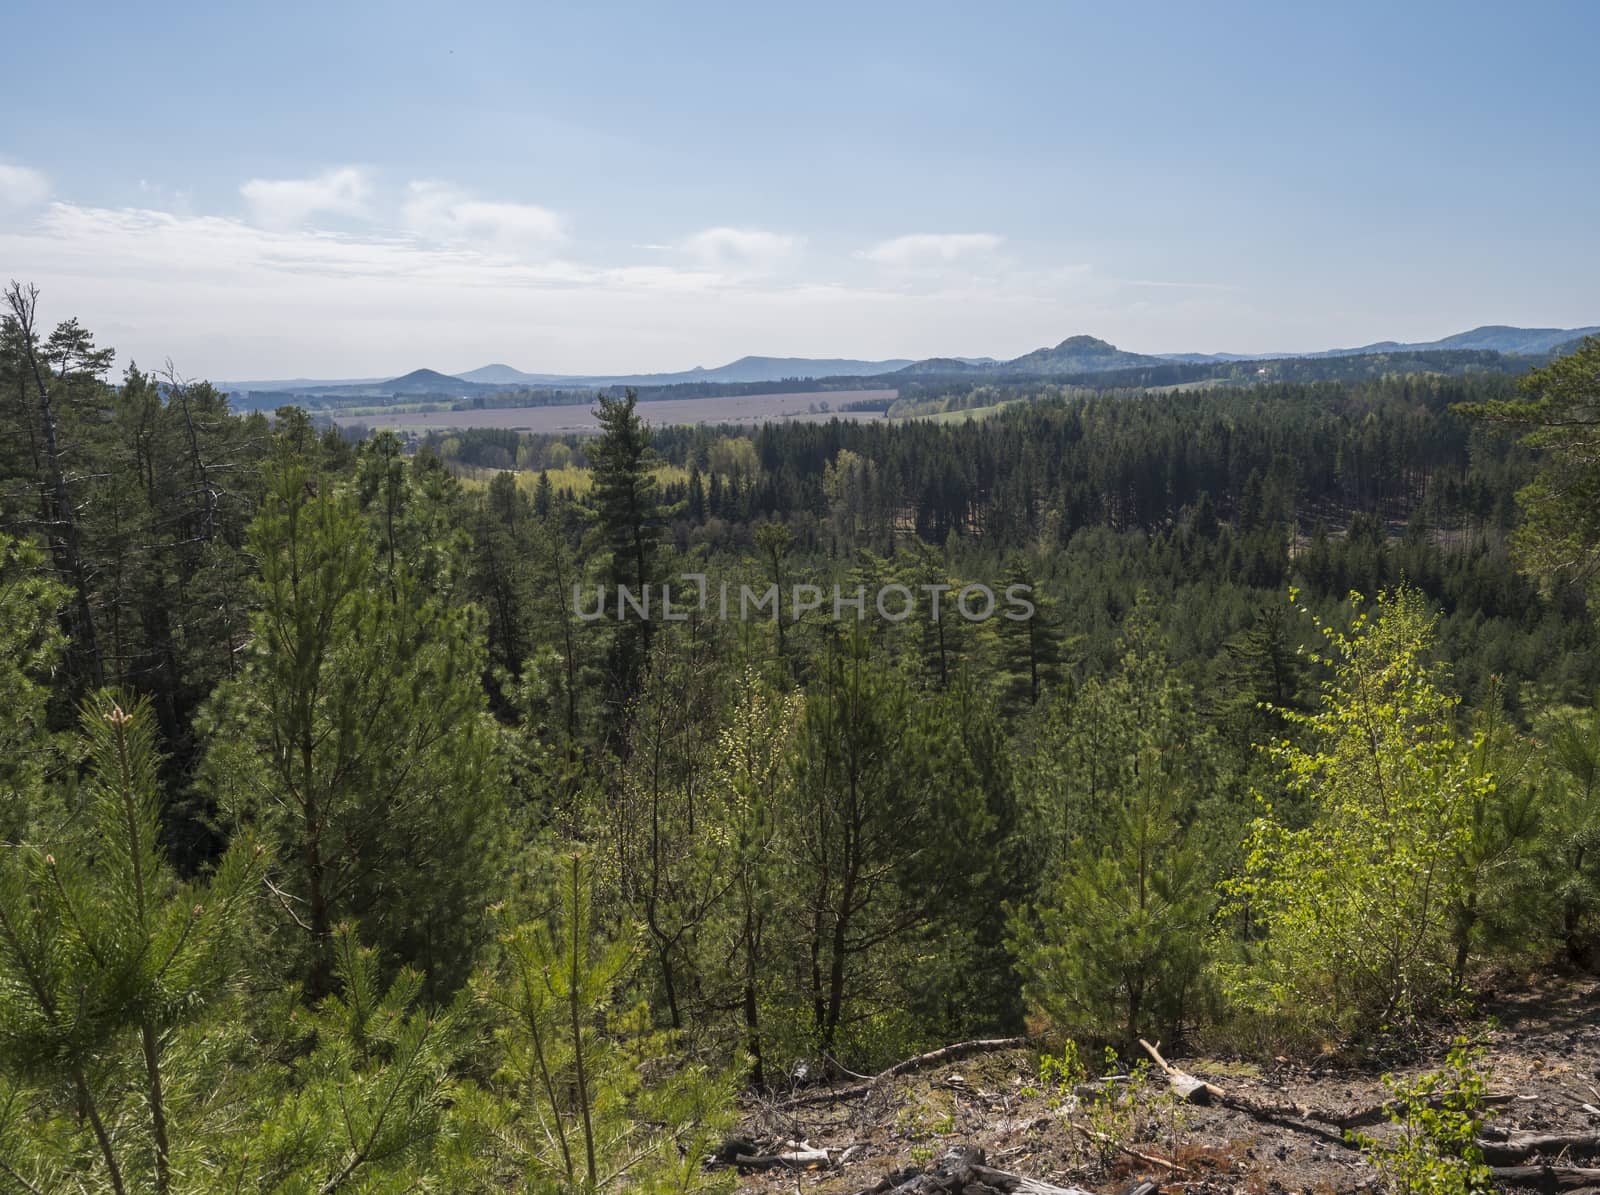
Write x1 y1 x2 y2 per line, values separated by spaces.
2 0 1598 380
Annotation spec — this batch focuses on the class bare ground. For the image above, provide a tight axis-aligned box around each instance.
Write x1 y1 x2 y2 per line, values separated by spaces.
727 974 1600 1195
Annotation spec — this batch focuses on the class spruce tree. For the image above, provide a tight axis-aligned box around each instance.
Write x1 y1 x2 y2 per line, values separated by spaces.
591 390 661 710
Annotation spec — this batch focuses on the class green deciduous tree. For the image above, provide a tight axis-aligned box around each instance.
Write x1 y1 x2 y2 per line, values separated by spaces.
704 670 801 1090
1222 591 1490 1030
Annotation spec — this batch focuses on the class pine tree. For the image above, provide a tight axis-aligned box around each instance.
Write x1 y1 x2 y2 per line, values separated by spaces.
1542 690 1600 963
232 926 467 1192
1012 600 1217 1048
201 453 504 1000
686 463 706 523
470 854 735 1194
0 694 262 1194
992 554 1065 708
0 285 113 695
752 521 793 662
781 636 990 1060
1459 335 1600 600
0 533 66 842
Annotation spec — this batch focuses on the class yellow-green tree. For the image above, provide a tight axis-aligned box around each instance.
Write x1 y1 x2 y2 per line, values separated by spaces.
1222 591 1490 1030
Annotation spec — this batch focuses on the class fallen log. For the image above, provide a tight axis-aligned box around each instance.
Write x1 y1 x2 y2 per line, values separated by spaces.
1136 1039 1350 1147
1491 1164 1600 1191
780 1037 1029 1108
732 1146 832 1170
1478 1132 1600 1166
1136 1039 1515 1142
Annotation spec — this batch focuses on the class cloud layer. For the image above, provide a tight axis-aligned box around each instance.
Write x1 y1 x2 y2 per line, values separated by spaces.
0 162 1261 378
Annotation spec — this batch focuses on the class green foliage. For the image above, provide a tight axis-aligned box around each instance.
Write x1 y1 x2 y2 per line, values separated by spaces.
701 668 801 1089
1537 690 1600 962
1037 1044 1176 1172
236 927 467 1193
202 453 504 999
780 636 992 1059
1222 591 1490 1032
591 389 663 706
1447 687 1547 979
1353 1039 1495 1195
1460 335 1600 600
472 854 735 1194
1013 601 1218 1048
0 694 262 1194
10 295 1600 1191
0 534 66 841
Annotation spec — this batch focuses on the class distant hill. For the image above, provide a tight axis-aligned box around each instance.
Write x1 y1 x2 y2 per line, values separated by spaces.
662 355 916 384
456 363 572 385
895 335 1166 379
894 357 986 377
1274 325 1600 360
1428 325 1600 354
1154 325 1600 365
1550 333 1599 357
384 368 479 395
1002 335 1166 375
217 375 389 392
1155 352 1266 364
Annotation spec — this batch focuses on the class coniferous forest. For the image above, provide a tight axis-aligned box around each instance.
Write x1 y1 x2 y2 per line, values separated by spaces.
5 278 1600 1193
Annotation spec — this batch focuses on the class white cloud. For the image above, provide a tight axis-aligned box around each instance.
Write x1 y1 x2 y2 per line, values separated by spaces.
400 181 566 254
861 232 1003 266
680 226 801 273
0 164 50 210
0 201 824 374
240 167 371 227
0 184 1255 378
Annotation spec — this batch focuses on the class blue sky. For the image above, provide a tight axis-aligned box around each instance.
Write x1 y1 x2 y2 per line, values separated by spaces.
2 0 1597 378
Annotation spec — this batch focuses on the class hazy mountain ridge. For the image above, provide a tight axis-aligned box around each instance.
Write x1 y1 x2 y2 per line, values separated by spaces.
219 324 1595 396
1312 324 1600 358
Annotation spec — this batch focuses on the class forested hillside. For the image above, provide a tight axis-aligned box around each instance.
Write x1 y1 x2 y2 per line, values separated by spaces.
4 280 1600 1193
